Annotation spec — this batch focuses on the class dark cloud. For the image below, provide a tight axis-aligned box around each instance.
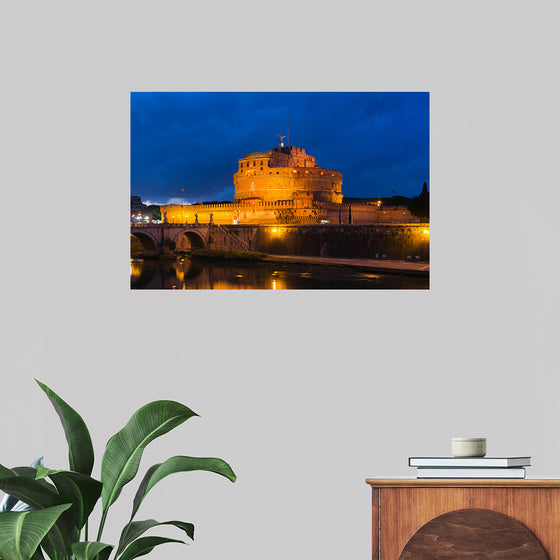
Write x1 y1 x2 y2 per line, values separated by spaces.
131 92 429 204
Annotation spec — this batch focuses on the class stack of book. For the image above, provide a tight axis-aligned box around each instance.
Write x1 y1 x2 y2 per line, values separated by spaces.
409 456 531 479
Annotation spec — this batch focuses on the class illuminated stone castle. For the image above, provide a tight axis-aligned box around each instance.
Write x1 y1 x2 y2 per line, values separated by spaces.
160 139 415 225
234 143 342 204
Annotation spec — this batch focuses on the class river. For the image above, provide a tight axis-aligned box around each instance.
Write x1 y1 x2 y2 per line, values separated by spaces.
130 258 429 290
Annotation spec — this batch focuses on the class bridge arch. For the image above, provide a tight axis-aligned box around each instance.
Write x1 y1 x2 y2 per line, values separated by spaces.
131 231 159 256
172 229 207 251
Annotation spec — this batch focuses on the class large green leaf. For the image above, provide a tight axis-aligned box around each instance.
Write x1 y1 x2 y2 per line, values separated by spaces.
0 503 71 560
116 519 194 556
0 465 14 478
11 468 41 479
0 465 56 515
0 476 62 510
41 523 76 560
37 535 57 560
11 467 57 494
71 541 113 560
29 546 45 560
35 380 94 476
36 467 102 529
0 466 19 513
100 401 197 513
0 476 76 557
130 456 236 521
118 536 185 560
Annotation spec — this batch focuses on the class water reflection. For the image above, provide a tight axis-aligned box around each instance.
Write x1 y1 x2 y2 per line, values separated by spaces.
131 258 429 290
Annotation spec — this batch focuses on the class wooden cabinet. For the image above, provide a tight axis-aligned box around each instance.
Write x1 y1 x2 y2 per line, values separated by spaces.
365 479 560 559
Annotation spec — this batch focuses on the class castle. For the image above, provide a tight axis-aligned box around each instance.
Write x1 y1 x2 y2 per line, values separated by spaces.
234 143 343 204
159 139 416 225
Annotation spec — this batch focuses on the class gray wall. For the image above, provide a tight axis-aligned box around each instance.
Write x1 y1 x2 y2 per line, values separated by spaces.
1 3 559 560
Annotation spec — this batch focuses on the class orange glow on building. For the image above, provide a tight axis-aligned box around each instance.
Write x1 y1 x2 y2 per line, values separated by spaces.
159 142 418 226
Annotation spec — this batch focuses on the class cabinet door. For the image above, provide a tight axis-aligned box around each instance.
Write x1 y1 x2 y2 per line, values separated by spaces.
397 508 547 559
378 487 559 559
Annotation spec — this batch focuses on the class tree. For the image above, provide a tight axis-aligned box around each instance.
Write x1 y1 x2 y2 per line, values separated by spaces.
408 182 429 221
146 205 161 221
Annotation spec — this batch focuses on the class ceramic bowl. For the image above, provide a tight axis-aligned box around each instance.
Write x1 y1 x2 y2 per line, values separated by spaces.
451 437 487 457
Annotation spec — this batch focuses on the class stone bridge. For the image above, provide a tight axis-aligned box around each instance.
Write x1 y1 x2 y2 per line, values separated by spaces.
131 222 430 261
130 223 260 256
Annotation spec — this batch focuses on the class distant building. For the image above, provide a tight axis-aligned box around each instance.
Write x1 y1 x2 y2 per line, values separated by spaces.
131 196 163 223
160 140 417 225
131 195 146 219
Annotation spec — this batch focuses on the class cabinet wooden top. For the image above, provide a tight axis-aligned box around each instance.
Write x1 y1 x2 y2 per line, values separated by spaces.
365 478 560 488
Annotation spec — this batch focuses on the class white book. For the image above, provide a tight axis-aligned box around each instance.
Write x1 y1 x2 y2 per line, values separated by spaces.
409 456 531 468
416 467 526 479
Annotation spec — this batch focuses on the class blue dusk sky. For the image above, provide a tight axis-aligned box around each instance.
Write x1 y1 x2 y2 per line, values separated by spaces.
131 92 429 205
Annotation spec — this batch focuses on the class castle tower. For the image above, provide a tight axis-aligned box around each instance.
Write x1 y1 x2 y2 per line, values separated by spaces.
233 145 343 204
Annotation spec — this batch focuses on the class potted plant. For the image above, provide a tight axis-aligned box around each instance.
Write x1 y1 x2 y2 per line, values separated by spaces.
0 380 236 560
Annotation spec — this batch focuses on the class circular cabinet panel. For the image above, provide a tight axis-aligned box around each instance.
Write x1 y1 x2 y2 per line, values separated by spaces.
398 508 548 560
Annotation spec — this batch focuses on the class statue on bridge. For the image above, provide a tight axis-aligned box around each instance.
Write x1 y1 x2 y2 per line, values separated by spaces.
194 213 199 225
163 210 168 223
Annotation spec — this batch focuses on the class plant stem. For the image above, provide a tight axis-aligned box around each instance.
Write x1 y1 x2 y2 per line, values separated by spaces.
96 509 108 541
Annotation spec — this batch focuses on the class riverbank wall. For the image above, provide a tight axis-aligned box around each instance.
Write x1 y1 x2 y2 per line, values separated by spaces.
208 224 429 261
